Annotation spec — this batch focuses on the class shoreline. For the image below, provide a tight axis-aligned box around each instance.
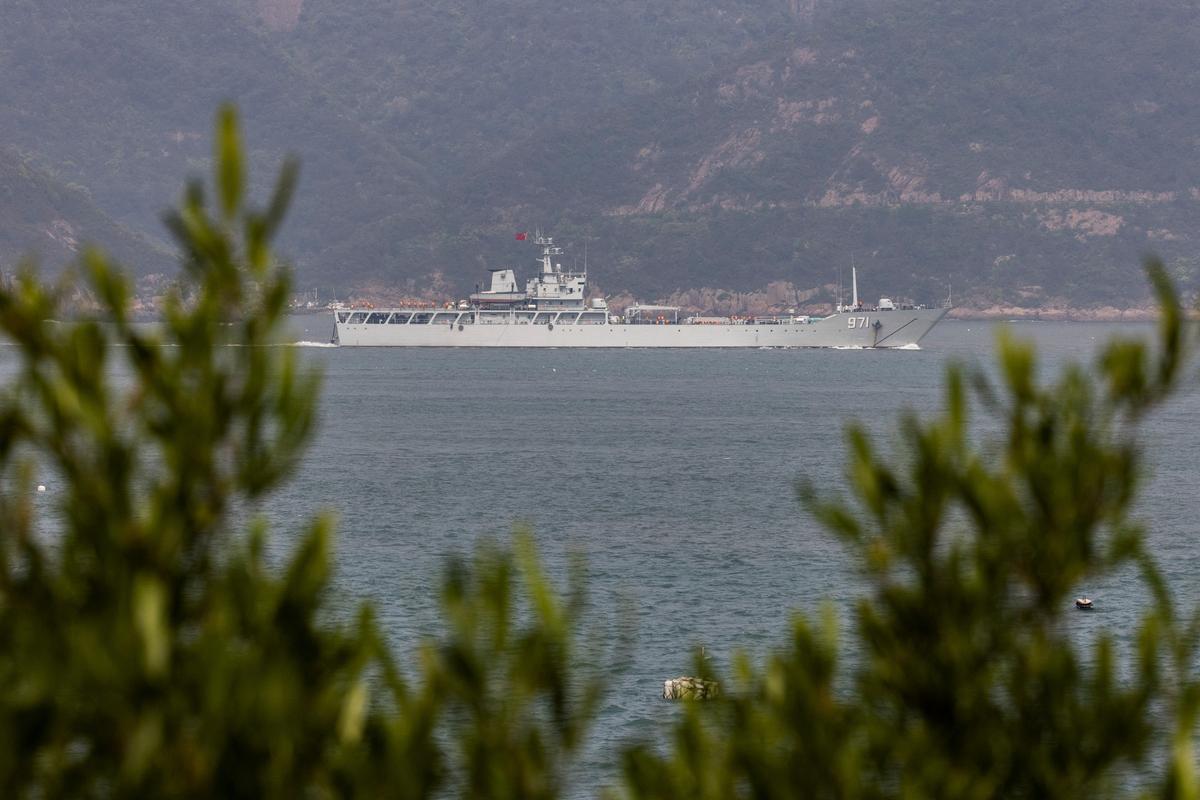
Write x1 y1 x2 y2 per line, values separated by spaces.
945 305 1159 322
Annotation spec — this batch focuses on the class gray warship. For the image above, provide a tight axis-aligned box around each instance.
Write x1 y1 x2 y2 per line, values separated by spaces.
332 235 947 348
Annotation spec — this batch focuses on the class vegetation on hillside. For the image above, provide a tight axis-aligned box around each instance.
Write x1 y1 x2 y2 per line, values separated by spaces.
0 148 170 277
3 1 1197 307
0 0 428 273
2 108 1199 797
407 0 1200 306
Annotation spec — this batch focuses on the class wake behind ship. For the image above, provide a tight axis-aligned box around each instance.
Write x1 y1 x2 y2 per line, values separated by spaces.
332 235 947 348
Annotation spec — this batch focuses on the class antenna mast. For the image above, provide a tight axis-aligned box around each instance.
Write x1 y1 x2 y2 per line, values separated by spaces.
849 253 859 310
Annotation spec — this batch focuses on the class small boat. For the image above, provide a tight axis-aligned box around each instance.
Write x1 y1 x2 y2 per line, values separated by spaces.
1075 597 1094 610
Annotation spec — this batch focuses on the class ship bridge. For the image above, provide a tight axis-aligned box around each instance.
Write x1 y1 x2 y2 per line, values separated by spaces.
525 235 587 311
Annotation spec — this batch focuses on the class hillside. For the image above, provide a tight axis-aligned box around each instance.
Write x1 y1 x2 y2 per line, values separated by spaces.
0 0 430 272
255 0 800 180
1 0 1198 310
0 149 170 276
329 0 1199 309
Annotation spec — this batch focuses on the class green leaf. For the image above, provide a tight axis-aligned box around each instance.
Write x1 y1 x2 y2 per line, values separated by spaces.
215 103 244 220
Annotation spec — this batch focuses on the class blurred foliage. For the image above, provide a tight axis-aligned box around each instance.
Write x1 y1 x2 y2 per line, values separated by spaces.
2 106 1199 799
620 265 1200 798
0 108 601 798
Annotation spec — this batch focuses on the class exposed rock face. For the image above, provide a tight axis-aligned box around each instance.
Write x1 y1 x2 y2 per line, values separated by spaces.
43 219 79 253
964 184 1178 205
611 183 670 216
1037 208 1124 238
257 0 303 31
717 62 776 102
772 98 839 132
685 130 764 195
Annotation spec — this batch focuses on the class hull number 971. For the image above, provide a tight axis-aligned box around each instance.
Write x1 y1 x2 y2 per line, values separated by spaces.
847 316 871 329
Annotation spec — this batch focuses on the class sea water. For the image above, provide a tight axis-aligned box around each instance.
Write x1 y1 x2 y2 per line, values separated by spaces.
275 317 1200 791
7 317 1193 791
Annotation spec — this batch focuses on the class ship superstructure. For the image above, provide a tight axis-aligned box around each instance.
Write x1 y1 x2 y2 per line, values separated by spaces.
332 234 947 348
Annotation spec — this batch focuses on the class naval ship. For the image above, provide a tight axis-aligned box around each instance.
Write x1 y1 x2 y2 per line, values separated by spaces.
332 235 947 348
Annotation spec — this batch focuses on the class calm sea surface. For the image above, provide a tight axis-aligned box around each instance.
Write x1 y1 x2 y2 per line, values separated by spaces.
273 316 1200 791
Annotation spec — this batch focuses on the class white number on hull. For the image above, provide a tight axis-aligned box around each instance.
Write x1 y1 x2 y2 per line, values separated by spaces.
847 316 870 329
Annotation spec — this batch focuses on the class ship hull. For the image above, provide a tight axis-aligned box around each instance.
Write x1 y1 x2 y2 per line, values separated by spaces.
333 308 947 348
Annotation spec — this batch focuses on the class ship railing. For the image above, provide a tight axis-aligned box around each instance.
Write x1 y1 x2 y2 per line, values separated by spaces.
626 304 682 324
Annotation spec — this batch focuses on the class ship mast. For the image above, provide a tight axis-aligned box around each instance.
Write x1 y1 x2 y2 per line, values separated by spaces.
535 232 563 275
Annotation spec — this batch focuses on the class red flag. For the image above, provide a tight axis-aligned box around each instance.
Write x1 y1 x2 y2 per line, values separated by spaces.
515 232 527 241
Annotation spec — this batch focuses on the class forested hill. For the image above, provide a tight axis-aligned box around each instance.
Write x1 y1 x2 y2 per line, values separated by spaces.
396 0 1200 309
2 0 1198 311
0 0 429 274
0 149 170 277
